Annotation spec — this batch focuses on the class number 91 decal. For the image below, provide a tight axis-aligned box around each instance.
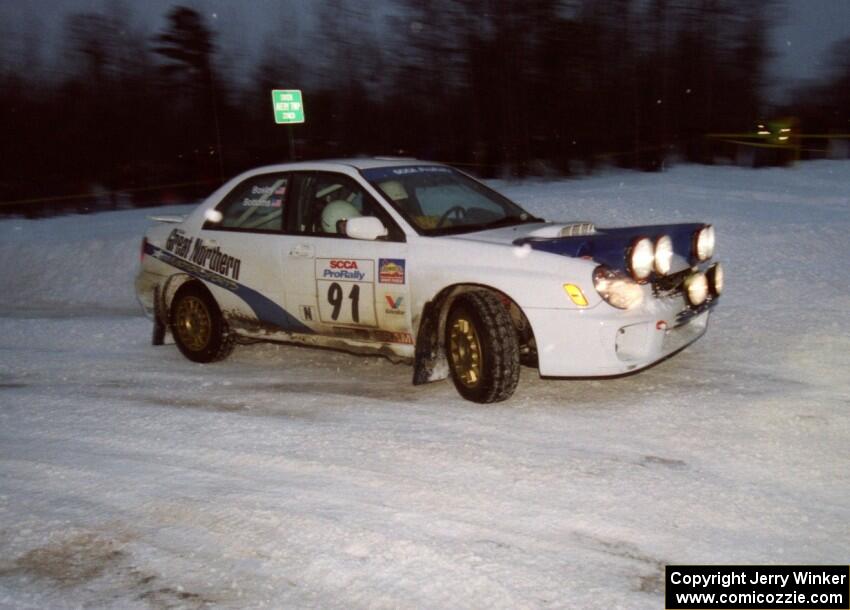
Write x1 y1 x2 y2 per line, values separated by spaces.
326 282 360 323
316 258 376 327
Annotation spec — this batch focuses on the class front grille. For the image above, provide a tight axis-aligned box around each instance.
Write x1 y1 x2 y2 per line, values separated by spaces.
653 268 690 297
675 298 718 325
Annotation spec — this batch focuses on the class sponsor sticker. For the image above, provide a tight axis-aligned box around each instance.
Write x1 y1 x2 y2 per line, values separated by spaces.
317 258 373 282
391 166 452 175
384 294 404 315
378 258 405 284
164 228 242 280
373 330 414 344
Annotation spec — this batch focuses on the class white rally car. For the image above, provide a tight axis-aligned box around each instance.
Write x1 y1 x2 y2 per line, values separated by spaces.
136 158 722 402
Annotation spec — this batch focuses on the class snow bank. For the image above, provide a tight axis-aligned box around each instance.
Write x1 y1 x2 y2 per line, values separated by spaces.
0 205 193 314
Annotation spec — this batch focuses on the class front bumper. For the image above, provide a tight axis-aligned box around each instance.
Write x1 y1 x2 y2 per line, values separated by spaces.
525 295 712 377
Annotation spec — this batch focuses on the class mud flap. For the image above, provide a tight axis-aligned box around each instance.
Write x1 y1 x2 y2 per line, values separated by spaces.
152 286 167 346
412 298 450 385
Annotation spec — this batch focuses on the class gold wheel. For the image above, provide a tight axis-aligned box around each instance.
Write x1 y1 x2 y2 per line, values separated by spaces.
448 315 482 388
174 295 212 352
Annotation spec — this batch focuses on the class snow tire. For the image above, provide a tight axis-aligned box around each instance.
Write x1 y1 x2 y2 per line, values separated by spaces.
170 282 235 363
446 290 520 403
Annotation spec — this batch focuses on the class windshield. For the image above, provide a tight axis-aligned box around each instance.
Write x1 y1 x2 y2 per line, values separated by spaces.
361 165 540 235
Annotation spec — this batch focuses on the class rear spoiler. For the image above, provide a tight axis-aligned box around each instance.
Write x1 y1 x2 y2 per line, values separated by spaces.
148 215 186 224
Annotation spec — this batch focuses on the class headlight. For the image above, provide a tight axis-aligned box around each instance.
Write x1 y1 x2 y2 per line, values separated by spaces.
593 266 644 309
693 225 715 262
684 271 709 306
627 237 654 282
707 262 724 296
654 235 673 275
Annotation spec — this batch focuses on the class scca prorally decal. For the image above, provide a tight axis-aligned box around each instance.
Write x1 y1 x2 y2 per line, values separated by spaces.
165 229 241 281
319 259 372 282
324 259 365 281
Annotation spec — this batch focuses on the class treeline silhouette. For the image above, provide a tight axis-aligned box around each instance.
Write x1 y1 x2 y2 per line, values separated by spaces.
0 0 846 215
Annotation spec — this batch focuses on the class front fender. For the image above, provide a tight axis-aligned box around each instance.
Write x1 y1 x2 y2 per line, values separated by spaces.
409 238 600 314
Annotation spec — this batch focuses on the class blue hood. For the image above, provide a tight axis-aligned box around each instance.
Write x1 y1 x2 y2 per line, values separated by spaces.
514 223 706 273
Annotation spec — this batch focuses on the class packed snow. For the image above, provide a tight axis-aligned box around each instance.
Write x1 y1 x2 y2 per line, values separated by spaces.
1 162 848 609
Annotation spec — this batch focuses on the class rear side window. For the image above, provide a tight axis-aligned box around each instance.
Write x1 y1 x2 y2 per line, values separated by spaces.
204 173 289 232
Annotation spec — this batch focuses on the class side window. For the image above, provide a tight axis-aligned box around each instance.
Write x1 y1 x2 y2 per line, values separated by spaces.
291 172 403 241
204 173 289 232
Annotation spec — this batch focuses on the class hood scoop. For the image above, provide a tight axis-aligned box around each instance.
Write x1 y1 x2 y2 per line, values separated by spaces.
558 222 596 237
524 222 596 239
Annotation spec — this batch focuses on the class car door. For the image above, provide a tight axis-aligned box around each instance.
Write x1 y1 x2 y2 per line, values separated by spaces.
282 171 413 346
198 171 309 337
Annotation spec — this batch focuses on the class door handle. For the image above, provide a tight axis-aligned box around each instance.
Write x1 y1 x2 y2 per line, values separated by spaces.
289 243 314 258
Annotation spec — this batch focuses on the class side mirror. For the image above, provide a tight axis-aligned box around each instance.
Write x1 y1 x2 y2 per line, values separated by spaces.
345 216 388 241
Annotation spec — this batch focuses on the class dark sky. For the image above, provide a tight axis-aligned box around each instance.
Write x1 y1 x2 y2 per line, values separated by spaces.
2 0 849 102
768 0 850 99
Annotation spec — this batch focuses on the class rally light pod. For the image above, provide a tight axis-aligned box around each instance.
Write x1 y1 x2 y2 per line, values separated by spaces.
693 225 715 262
627 237 655 282
654 234 673 275
684 271 709 307
707 262 724 297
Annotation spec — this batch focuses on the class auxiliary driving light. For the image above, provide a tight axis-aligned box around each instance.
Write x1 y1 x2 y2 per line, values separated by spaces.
693 225 715 262
628 237 655 281
684 271 709 306
654 234 673 275
707 262 724 297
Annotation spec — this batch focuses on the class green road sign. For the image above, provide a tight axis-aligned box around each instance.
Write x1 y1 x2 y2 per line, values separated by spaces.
271 89 305 124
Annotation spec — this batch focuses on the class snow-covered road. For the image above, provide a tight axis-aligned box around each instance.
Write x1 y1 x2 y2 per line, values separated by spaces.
1 162 848 609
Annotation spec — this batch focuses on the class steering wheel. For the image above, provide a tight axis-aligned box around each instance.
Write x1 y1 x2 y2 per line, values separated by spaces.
436 205 467 228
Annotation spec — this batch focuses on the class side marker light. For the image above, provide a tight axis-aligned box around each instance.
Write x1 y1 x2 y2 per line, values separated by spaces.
564 284 589 307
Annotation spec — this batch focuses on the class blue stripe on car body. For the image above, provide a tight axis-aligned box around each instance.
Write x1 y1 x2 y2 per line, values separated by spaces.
145 241 314 334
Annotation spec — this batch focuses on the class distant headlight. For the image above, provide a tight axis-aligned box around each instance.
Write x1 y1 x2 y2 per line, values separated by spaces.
593 266 644 309
654 235 673 275
627 237 654 282
707 262 724 296
693 225 715 262
684 271 709 306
